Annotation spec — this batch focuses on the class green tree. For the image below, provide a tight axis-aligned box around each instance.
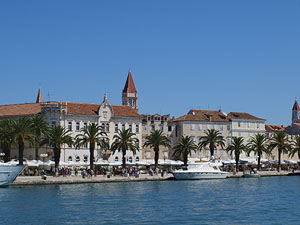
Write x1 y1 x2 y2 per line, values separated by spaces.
247 134 269 171
111 128 139 168
143 130 170 168
226 137 247 172
43 126 73 169
173 136 198 166
290 135 300 160
30 115 50 160
198 129 225 159
75 123 107 169
12 117 33 165
0 119 14 162
268 131 291 172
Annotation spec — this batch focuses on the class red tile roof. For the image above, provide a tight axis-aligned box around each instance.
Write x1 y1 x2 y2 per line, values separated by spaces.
265 124 286 132
172 109 229 122
227 112 265 121
0 102 141 118
292 100 300 111
122 71 137 93
0 103 41 117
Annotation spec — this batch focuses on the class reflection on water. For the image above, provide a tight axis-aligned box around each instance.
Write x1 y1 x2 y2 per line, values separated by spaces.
0 177 300 224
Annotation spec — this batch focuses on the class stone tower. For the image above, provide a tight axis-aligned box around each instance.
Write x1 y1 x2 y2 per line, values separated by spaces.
36 88 44 103
292 100 300 123
122 71 138 112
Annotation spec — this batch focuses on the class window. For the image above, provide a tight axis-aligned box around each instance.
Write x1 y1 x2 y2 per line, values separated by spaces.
160 125 163 132
227 138 231 144
136 125 139 133
115 124 118 133
220 125 224 131
68 121 72 131
168 126 172 132
51 121 56 127
84 122 87 129
191 150 196 158
143 125 147 131
248 122 250 128
190 124 195 131
122 124 125 130
129 124 132 132
163 151 168 159
101 123 105 131
213 124 217 130
238 122 241 127
151 125 155 131
128 156 133 163
146 150 151 159
227 125 230 131
76 122 80 131
206 124 210 130
191 136 195 143
68 156 73 162
76 156 80 162
136 156 140 162
105 123 109 132
115 156 119 162
84 156 88 162
238 132 241 136
256 123 260 129
198 124 202 131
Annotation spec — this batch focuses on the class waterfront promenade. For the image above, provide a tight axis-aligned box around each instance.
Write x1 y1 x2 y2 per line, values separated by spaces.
11 170 297 186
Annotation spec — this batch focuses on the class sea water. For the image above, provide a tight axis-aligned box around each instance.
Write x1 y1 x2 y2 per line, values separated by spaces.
0 176 299 225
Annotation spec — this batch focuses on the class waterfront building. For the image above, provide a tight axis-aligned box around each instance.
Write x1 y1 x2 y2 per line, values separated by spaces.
141 114 173 161
0 72 143 164
170 109 266 161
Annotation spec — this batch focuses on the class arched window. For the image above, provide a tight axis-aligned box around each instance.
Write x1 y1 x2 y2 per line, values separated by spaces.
129 124 132 132
101 123 105 131
68 156 73 162
115 156 119 162
122 124 125 130
128 156 132 163
76 156 80 162
135 156 140 162
106 123 109 132
84 156 88 162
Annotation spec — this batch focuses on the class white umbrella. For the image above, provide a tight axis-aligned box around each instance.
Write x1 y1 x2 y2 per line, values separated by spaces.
109 161 122 166
26 160 39 167
94 160 109 166
136 161 150 166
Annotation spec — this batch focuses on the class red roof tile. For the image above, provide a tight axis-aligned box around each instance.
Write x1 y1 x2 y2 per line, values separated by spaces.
0 103 41 117
122 71 137 93
265 124 286 132
173 109 229 122
227 112 265 121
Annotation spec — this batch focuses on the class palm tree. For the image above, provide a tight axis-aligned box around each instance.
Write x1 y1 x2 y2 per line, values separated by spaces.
143 129 170 169
30 115 50 160
0 119 14 162
290 135 300 160
111 128 139 168
75 123 107 169
268 131 291 172
43 126 73 169
12 117 33 165
198 129 225 160
226 137 247 172
173 136 198 166
247 134 269 171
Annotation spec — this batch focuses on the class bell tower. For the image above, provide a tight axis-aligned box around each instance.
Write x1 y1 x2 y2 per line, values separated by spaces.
292 99 300 123
122 71 138 112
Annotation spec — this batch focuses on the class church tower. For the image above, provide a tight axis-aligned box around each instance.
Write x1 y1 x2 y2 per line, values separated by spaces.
36 88 44 103
122 71 138 112
292 100 300 123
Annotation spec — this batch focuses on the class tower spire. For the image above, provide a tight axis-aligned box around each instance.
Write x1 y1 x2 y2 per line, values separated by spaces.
122 71 138 112
36 88 44 103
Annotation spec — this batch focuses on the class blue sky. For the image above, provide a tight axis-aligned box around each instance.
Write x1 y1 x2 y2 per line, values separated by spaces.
0 1 299 125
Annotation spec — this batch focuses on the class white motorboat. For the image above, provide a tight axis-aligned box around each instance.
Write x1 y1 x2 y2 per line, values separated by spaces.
172 163 228 180
0 165 26 187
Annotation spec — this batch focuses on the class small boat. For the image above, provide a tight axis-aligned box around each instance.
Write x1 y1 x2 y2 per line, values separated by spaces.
0 165 26 187
172 163 228 180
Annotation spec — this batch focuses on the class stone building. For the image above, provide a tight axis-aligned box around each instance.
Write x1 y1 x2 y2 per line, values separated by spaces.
141 114 173 161
0 72 143 164
169 109 266 161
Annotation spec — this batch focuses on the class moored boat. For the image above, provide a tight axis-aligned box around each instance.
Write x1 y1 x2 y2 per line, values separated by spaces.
0 165 26 187
172 163 228 180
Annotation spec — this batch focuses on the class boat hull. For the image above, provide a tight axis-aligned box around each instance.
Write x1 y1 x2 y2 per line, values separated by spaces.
0 165 26 187
243 174 261 178
172 171 228 180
